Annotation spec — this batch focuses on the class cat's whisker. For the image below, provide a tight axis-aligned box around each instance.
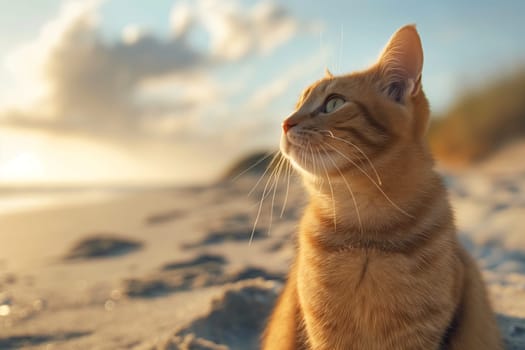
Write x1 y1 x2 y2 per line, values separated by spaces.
308 143 322 194
280 159 292 218
319 130 382 185
268 154 286 236
321 145 363 234
322 142 377 187
319 129 335 138
302 145 308 173
315 146 325 192
318 129 369 172
250 154 285 245
306 144 314 179
324 142 380 187
325 143 413 218
317 146 337 231
247 155 284 213
231 150 276 182
247 151 281 198
332 136 382 186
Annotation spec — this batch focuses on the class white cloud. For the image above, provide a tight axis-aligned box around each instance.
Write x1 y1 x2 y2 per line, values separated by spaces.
1 0 208 133
122 24 148 45
170 1 194 38
182 0 313 60
136 73 225 136
0 0 311 138
2 1 102 119
246 54 324 110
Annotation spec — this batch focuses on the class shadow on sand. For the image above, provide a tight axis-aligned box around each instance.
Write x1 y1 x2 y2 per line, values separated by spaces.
63 234 143 261
498 314 525 350
0 331 91 349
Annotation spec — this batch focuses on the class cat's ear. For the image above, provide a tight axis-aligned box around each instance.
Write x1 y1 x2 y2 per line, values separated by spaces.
377 25 423 104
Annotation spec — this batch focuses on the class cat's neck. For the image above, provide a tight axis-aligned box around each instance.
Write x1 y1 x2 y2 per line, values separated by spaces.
302 143 444 236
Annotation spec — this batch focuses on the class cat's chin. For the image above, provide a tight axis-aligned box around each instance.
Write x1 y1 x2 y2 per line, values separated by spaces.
281 145 341 178
280 146 309 174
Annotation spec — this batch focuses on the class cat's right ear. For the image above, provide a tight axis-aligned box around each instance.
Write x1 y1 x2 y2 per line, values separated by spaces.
376 25 423 104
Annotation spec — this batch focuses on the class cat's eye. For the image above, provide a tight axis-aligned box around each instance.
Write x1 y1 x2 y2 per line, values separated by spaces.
323 96 345 113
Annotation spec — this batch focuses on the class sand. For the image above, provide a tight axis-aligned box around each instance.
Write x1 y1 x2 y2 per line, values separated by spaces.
1 145 525 349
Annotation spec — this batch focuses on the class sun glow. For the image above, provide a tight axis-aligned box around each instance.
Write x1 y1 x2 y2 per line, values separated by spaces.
1 152 45 181
0 126 143 185
0 126 225 186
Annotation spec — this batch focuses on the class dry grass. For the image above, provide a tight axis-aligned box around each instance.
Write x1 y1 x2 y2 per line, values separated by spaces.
428 70 525 165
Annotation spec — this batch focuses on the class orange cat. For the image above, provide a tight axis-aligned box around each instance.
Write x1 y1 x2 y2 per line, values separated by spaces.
262 25 502 350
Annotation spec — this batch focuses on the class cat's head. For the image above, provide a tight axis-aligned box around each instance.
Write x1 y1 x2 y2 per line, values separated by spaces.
280 25 430 179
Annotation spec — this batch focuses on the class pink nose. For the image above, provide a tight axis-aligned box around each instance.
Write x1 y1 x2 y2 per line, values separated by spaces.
282 119 298 133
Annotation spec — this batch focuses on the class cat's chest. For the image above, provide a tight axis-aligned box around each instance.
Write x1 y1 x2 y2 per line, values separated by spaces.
295 245 453 350
297 248 414 304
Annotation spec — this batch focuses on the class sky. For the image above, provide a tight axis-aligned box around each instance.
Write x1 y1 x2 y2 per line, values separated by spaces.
0 0 524 186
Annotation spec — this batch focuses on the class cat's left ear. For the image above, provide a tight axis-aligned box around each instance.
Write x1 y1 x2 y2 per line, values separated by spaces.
377 24 423 104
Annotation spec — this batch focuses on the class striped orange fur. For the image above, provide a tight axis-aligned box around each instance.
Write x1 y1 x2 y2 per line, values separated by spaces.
262 25 502 350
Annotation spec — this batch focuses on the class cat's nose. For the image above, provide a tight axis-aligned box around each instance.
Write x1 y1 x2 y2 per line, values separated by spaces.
282 119 298 133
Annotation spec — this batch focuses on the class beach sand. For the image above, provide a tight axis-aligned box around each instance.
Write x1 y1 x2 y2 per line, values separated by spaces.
1 144 525 349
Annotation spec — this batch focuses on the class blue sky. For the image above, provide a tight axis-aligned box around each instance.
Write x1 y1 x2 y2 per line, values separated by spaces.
0 0 524 185
99 0 525 111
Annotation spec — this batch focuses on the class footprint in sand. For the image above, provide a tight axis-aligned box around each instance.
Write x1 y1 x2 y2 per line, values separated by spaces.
121 253 283 299
183 229 266 249
122 254 228 298
498 314 525 350
63 234 143 261
227 267 284 283
161 254 227 271
0 331 91 350
145 210 183 226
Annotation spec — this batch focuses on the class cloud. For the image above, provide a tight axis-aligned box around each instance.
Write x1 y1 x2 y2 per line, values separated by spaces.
2 0 209 132
176 0 314 60
246 54 324 110
0 0 312 137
